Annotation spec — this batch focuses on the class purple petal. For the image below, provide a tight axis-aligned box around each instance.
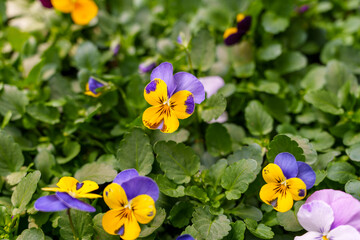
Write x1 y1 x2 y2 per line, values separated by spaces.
39 0 53 8
199 76 225 98
177 35 182 44
121 176 159 202
173 72 205 104
150 62 176 97
274 152 298 179
177 234 195 240
139 62 157 73
88 77 104 94
55 192 96 212
113 44 120 56
113 169 139 185
185 95 195 115
224 32 243 46
296 5 310 14
306 189 360 232
34 195 69 212
237 16 252 33
296 162 316 189
328 225 360 240
294 231 323 240
297 200 334 233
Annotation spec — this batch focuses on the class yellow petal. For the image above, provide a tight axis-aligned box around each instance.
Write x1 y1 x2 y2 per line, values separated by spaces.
77 193 102 199
144 79 168 106
160 108 179 133
142 105 165 130
286 177 307 201
169 90 194 119
223 27 238 39
51 0 74 13
41 187 67 192
103 183 128 209
131 194 156 224
85 83 101 97
237 13 245 23
259 183 280 205
71 0 98 25
56 177 78 192
76 180 99 195
262 163 285 184
121 211 141 240
274 191 294 212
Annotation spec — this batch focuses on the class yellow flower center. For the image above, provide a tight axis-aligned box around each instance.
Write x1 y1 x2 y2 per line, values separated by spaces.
322 236 328 240
68 191 77 198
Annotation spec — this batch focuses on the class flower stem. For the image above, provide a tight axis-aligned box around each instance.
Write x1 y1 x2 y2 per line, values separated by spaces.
184 47 194 74
67 209 78 240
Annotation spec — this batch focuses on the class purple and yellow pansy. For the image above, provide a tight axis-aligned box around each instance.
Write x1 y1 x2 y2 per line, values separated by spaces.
223 13 252 46
142 62 205 133
177 234 195 240
34 177 101 212
102 169 159 240
85 77 104 97
260 152 316 212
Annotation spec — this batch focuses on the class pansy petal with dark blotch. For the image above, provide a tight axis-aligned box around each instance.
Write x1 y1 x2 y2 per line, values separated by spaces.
169 90 195 119
144 79 168 106
173 72 205 104
150 62 176 97
142 105 165 130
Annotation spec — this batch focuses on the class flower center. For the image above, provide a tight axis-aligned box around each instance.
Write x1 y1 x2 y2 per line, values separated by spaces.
322 236 328 240
281 180 287 187
124 201 132 210
163 99 171 106
68 191 77 198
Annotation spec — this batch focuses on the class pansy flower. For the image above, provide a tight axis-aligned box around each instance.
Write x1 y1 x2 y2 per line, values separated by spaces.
35 177 101 212
177 234 195 240
142 62 205 133
296 189 360 240
102 169 159 240
51 0 98 25
85 77 104 97
39 0 53 8
260 152 316 212
223 13 252 46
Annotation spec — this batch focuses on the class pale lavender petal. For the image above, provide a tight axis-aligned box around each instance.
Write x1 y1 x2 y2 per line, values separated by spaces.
307 189 353 204
294 232 323 240
199 76 225 98
274 152 298 179
113 169 139 186
55 192 96 212
177 234 195 240
34 195 68 212
121 176 159 202
208 112 228 124
296 162 316 189
297 200 334 233
150 62 176 97
139 62 156 73
173 72 205 104
327 225 360 240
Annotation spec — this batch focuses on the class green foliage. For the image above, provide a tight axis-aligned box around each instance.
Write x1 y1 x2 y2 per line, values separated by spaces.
0 131 24 176
74 162 117 184
200 93 227 122
245 100 273 136
205 123 232 157
59 210 94 240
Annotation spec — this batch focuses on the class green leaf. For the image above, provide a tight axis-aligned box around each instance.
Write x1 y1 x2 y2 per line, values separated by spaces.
314 170 327 186
277 211 303 232
27 104 60 124
346 143 360 162
93 213 119 240
74 41 101 70
11 171 41 214
0 131 24 176
245 100 273 136
34 149 55 182
56 140 81 164
59 209 94 240
327 162 357 184
244 218 274 239
25 60 44 87
262 11 289 34
223 123 246 151
205 123 232 157
116 128 154 175
200 93 227 122
344 131 360 146
150 129 189 145
6 171 26 186
139 208 166 238
257 43 282 61
267 134 305 163
227 204 263 221
227 143 263 168
223 220 246 240
221 159 257 200
289 135 317 165
311 131 335 151
0 85 29 121
6 27 30 52
274 51 307 74
192 206 231 240
169 202 194 228
16 228 45 240
185 186 209 203
301 67 326 91
154 141 200 184
190 29 215 71
304 90 344 115
205 159 228 187
74 162 117 184
345 179 360 200
154 175 185 198
325 60 353 94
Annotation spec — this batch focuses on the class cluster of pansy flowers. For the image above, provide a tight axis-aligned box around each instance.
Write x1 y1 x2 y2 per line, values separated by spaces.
39 0 98 25
223 13 252 46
